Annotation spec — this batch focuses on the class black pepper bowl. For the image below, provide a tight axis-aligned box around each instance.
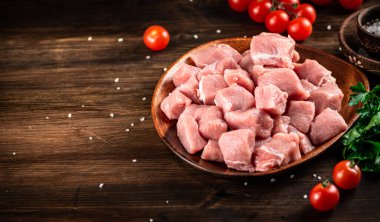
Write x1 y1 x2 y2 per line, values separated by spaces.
357 5 380 56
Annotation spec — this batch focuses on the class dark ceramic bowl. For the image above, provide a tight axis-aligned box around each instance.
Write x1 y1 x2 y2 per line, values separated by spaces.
357 5 380 55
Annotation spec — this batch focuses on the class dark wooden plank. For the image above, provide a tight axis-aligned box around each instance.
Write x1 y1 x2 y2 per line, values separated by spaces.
0 0 379 221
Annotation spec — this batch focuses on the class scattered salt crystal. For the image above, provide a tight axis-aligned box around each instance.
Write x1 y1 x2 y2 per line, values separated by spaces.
216 29 221 34
140 117 145 122
116 87 121 90
317 176 322 180
68 113 72 118
189 0 193 2
45 116 49 119
131 123 134 127
114 78 119 83
110 113 114 118
118 38 123 42
89 136 93 140
146 55 151 59
142 97 146 101
82 105 85 108
88 36 92 41
244 181 248 186
28 126 32 129
290 174 295 179
303 194 308 199
132 159 137 163
327 25 332 30
149 219 154 222
270 178 276 183
12 152 16 155
339 46 342 51
243 35 247 38
193 34 199 39
313 173 317 178
125 128 130 132
166 200 169 204
163 67 168 72
99 183 104 188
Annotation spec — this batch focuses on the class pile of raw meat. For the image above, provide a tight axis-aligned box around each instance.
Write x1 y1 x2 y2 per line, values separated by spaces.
160 32 348 172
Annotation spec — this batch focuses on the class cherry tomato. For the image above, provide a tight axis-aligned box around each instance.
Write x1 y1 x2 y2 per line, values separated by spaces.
279 0 300 12
248 0 272 23
339 0 363 10
332 160 362 190
287 17 313 41
310 0 332 5
265 10 289 33
309 180 340 212
295 3 317 24
228 0 252 12
143 25 170 51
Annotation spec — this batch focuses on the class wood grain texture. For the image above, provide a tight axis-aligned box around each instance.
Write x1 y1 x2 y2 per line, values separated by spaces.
0 0 379 221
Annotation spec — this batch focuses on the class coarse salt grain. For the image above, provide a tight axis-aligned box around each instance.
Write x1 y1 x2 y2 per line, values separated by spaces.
125 128 130 132
118 38 123 42
131 123 134 126
12 152 16 155
163 67 167 72
140 117 145 122
116 87 121 90
132 159 137 163
317 176 322 180
243 35 247 38
244 181 248 186
142 97 146 101
327 25 332 30
89 136 93 140
303 194 308 199
68 113 72 118
99 183 104 188
189 0 193 2
166 200 169 204
88 36 92 41
146 55 151 59
46 116 49 119
290 174 295 179
313 173 317 177
216 29 221 34
114 78 119 83
193 34 199 39
110 113 114 118
82 105 85 108
149 219 154 222
28 126 32 129
270 178 276 183
339 46 342 51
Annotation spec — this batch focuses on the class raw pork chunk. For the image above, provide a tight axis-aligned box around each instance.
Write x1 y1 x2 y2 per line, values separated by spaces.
190 44 242 68
177 75 201 104
265 133 301 165
201 140 224 163
250 33 296 68
239 50 254 76
253 145 286 172
255 84 288 116
308 82 344 115
198 74 228 105
177 114 207 154
197 57 239 80
172 63 201 87
288 126 314 155
309 108 348 145
224 69 255 93
255 137 272 147
214 84 255 113
294 59 335 86
272 116 290 134
218 129 256 171
287 101 315 133
194 106 227 140
182 104 202 116
160 89 191 120
257 68 309 100
224 108 274 139
301 79 318 94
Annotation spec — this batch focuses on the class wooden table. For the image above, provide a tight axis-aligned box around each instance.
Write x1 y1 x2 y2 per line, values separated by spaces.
1 0 379 221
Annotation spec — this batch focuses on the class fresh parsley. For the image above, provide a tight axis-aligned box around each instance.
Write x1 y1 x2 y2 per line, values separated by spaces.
343 82 380 172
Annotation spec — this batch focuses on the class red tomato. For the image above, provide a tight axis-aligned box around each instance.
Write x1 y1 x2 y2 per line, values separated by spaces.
339 0 363 10
228 0 252 12
295 3 317 24
248 0 272 23
279 0 300 12
309 180 340 212
265 10 289 33
143 25 170 51
287 17 313 41
332 160 362 190
310 0 332 5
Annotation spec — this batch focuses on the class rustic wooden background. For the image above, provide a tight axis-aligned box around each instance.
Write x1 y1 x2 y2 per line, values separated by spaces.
1 0 379 221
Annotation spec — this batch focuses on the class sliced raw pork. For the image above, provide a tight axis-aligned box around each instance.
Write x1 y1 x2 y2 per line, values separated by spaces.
293 59 335 86
308 82 344 115
177 114 207 154
224 69 255 93
250 33 296 68
198 74 228 105
272 116 290 134
224 108 274 139
309 108 348 145
177 75 201 104
190 44 242 68
201 140 224 163
214 84 255 113
253 145 286 172
257 68 309 100
288 125 314 155
255 84 288 116
160 89 191 120
287 101 315 133
197 57 239 80
265 132 301 165
301 79 318 94
172 63 201 87
218 129 256 171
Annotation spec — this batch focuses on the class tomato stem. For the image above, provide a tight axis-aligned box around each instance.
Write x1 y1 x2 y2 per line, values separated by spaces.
349 160 356 168
322 180 330 188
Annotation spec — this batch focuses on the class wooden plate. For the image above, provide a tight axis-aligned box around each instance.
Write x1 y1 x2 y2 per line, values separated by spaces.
339 9 380 75
151 38 369 177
